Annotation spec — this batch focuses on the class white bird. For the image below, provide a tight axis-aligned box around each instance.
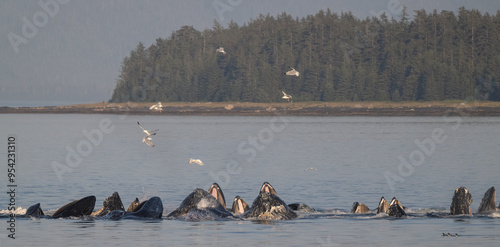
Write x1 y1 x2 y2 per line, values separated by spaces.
282 91 293 103
142 136 155 147
285 67 299 77
149 102 162 112
137 121 158 147
216 47 226 55
189 158 204 166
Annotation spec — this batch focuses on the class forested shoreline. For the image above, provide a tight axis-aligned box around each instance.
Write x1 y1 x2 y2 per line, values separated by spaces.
110 7 500 103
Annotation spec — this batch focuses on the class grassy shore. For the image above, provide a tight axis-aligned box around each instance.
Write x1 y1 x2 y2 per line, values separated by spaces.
2 101 500 116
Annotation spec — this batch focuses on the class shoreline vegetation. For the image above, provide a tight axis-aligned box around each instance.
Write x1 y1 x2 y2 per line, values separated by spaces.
110 8 500 104
2 101 500 116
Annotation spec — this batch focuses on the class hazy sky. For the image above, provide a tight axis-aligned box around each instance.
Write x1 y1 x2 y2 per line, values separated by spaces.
1 0 499 106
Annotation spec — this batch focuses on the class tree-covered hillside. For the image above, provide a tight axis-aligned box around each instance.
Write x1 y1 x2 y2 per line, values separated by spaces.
110 7 500 103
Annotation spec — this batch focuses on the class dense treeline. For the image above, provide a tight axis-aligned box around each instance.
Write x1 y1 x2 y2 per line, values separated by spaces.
110 7 500 103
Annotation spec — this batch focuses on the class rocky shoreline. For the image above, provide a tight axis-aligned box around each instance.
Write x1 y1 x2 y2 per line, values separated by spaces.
2 101 500 116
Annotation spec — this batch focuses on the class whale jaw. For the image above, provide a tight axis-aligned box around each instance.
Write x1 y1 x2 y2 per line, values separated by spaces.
92 192 125 217
208 183 227 209
52 196 96 218
351 202 370 214
25 203 44 217
478 187 498 213
260 182 278 196
387 197 406 217
377 197 389 214
244 191 297 220
231 196 250 214
450 187 473 215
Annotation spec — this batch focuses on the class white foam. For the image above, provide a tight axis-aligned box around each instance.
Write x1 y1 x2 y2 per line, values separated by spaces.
0 206 26 215
405 207 448 214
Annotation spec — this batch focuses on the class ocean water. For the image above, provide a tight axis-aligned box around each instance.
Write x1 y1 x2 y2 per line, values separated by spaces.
0 113 499 246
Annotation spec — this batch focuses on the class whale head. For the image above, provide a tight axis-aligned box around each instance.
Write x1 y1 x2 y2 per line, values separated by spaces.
208 183 227 209
478 187 497 213
450 187 473 215
231 196 250 214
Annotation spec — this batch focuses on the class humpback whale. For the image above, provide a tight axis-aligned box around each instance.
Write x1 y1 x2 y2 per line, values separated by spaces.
377 197 389 214
167 188 234 219
450 187 473 215
260 181 278 196
25 194 161 219
387 197 406 217
25 196 96 218
208 183 227 209
231 196 250 214
105 196 163 220
127 198 147 212
288 203 316 213
25 203 44 217
244 182 297 220
351 202 370 214
478 187 498 213
91 192 125 217
52 196 96 218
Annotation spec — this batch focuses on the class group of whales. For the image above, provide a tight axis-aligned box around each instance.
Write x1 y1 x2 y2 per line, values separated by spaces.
351 186 500 216
23 182 297 220
22 183 500 220
25 193 164 220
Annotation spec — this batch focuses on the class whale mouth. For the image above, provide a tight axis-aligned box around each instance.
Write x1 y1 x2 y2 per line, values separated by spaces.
451 187 473 215
260 182 278 196
478 187 497 213
231 196 249 214
210 187 219 199
377 197 390 214
238 201 244 213
52 196 96 218
208 183 226 209
245 192 297 220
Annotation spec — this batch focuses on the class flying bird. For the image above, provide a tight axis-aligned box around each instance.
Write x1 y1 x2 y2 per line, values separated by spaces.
285 67 299 77
216 47 226 55
137 121 158 147
281 91 293 103
142 136 155 147
189 158 204 166
149 102 162 112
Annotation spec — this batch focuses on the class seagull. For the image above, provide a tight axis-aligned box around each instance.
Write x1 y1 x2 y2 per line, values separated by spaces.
216 47 226 55
282 91 293 103
137 121 158 147
142 136 155 147
285 67 299 77
189 158 204 166
149 102 162 112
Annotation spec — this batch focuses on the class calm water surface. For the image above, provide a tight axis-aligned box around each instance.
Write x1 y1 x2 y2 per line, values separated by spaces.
0 114 499 246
